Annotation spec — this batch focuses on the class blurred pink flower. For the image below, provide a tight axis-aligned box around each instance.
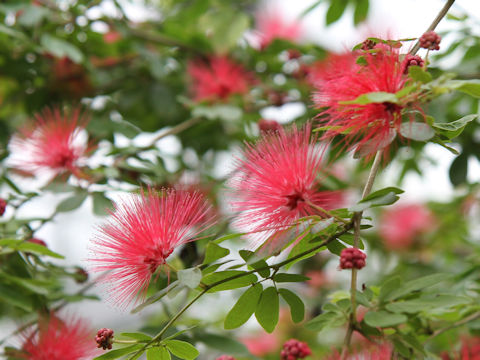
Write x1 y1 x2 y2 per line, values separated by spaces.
9 107 90 178
379 204 435 250
255 9 302 49
90 188 215 306
103 30 121 44
242 332 279 357
20 314 96 360
187 55 252 102
327 343 393 359
229 124 343 250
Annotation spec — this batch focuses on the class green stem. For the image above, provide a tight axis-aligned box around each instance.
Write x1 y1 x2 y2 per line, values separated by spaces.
139 117 202 151
341 151 383 359
410 0 455 55
426 311 480 342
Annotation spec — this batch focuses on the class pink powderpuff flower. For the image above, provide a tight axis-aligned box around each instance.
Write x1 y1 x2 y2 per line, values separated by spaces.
9 107 90 178
313 47 421 158
187 55 252 102
89 188 215 306
255 9 302 49
19 314 97 360
230 124 343 251
379 203 435 251
241 332 279 357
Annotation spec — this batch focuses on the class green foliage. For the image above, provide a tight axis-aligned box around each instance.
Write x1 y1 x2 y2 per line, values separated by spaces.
224 283 262 329
255 287 280 333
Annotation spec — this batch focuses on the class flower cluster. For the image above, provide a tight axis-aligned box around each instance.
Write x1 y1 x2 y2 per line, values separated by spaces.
255 9 302 49
95 328 114 350
0 198 6 216
280 339 312 360
339 248 366 270
419 31 441 50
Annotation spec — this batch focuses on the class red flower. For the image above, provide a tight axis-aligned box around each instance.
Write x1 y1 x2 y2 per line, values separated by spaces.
20 314 96 360
90 188 215 306
379 203 435 250
9 107 90 178
187 56 252 102
230 124 342 249
313 47 420 157
255 9 302 49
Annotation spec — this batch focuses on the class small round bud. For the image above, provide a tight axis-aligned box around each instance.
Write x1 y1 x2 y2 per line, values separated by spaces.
403 54 425 74
287 49 302 60
339 248 366 270
27 238 47 247
419 31 441 51
281 339 312 360
216 356 236 360
95 328 114 350
259 119 282 133
361 39 376 51
74 267 89 284
0 198 6 216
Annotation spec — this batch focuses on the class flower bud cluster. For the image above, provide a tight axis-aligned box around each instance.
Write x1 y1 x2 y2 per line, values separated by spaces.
340 248 366 270
95 328 114 350
280 339 312 360
419 31 441 50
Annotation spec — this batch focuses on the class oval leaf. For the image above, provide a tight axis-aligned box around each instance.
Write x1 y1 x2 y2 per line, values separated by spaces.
279 288 305 323
255 287 279 333
364 311 407 328
225 283 263 329
164 340 199 360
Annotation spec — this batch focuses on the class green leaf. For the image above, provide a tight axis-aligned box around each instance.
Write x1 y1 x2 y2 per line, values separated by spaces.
92 192 114 216
385 295 471 314
114 119 142 138
408 66 432 83
17 5 50 27
202 271 257 292
147 347 170 360
177 268 202 289
379 276 402 303
195 333 248 355
350 187 404 212
305 311 347 331
56 191 88 213
224 283 263 329
255 287 279 333
364 311 407 327
93 344 144 359
326 239 346 256
450 79 480 98
118 333 152 341
40 34 84 63
340 91 398 105
209 12 249 53
239 250 270 278
353 0 369 25
164 340 199 360
279 288 305 323
0 283 33 311
383 274 449 301
326 0 348 25
449 153 468 186
433 114 478 139
399 122 435 141
273 273 310 283
0 239 64 259
203 242 230 264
